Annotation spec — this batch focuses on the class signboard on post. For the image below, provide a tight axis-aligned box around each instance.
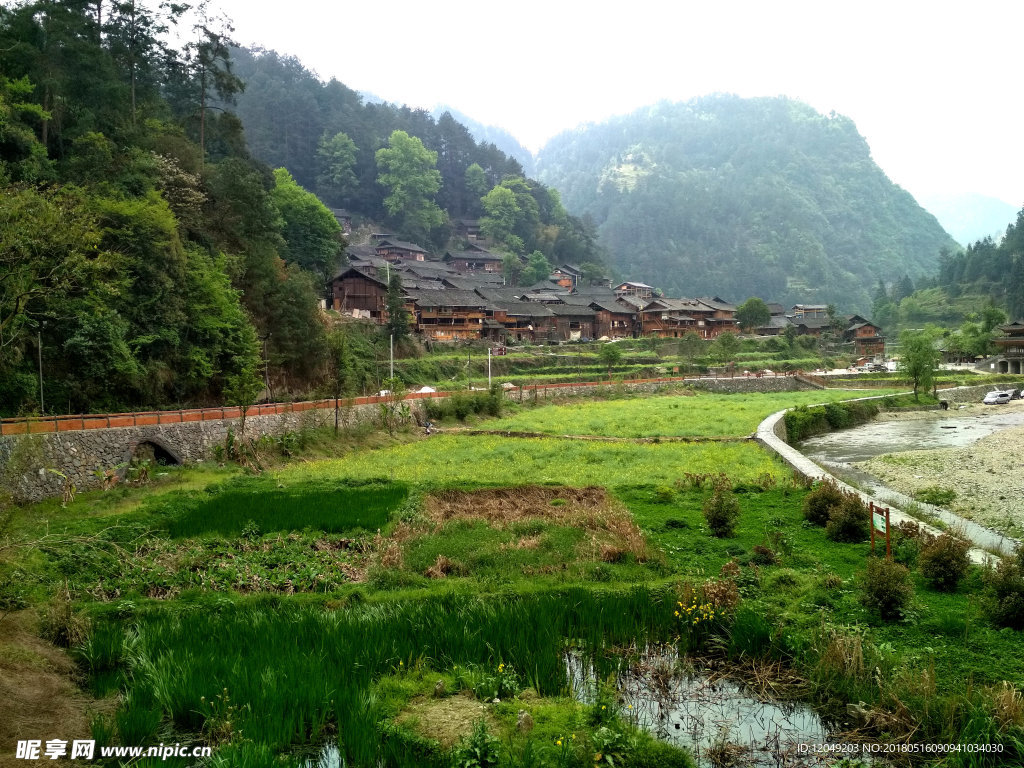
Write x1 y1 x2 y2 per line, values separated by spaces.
869 502 892 559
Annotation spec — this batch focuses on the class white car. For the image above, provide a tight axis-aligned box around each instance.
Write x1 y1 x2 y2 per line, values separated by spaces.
983 391 1011 405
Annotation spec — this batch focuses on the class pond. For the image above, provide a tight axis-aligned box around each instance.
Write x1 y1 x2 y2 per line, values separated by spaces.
568 650 881 768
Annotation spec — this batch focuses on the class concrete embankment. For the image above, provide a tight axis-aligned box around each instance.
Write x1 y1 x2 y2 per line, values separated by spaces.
755 388 1019 564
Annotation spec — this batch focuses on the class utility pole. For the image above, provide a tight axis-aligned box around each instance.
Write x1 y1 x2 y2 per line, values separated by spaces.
262 333 272 402
37 324 45 414
488 347 492 389
390 334 394 380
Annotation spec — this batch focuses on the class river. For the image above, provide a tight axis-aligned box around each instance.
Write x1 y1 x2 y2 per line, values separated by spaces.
798 405 1024 554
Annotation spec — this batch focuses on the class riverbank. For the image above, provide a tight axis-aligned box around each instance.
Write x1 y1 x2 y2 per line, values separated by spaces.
858 401 1024 538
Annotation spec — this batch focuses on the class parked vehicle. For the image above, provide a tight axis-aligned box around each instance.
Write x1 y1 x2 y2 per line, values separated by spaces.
983 390 1011 405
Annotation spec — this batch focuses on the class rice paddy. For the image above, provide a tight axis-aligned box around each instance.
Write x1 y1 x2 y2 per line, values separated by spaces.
6 387 1024 767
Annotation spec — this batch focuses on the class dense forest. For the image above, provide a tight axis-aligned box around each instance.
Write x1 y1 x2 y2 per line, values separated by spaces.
228 47 599 262
535 96 959 311
871 207 1024 336
0 3 606 418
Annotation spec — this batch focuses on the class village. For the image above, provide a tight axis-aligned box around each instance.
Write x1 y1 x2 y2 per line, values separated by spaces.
327 219 887 359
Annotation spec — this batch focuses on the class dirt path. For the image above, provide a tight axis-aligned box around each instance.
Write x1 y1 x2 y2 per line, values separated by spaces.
858 404 1024 539
0 612 103 767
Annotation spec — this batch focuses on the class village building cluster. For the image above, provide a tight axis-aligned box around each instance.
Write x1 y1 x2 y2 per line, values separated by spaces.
326 230 885 357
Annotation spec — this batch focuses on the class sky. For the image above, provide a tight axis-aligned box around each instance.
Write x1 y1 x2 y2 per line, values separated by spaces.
213 0 1023 208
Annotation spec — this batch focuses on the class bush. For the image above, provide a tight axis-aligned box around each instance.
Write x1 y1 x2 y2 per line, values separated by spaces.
453 719 499 768
919 533 970 591
861 557 914 620
983 549 1024 629
803 481 845 526
703 485 740 537
825 496 870 543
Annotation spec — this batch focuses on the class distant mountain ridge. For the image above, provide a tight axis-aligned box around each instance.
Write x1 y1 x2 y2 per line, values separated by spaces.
535 95 959 312
919 193 1019 246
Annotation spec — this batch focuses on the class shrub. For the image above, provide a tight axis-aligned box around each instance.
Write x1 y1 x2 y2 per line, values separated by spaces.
919 533 971 591
803 481 844 526
653 485 675 503
703 485 740 537
914 486 957 507
454 719 499 768
825 496 870 543
983 549 1024 630
751 545 777 566
861 557 914 620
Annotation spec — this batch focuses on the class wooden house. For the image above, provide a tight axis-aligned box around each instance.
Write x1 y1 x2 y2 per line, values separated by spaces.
695 297 739 337
639 299 699 338
455 218 483 241
375 239 428 262
551 264 583 290
549 304 596 341
614 281 654 300
843 315 885 357
443 248 504 273
329 208 353 235
790 304 829 319
409 289 487 340
589 299 637 339
328 267 389 321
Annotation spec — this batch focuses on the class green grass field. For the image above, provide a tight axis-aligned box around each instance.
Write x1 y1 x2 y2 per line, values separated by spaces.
278 434 784 487
485 389 902 437
5 388 1024 768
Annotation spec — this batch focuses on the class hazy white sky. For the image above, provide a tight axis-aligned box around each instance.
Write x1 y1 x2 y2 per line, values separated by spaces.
215 0 1023 207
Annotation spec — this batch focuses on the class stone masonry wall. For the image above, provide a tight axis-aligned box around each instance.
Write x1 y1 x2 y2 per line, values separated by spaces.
0 376 809 502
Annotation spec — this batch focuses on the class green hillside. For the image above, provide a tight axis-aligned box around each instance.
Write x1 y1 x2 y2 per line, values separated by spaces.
536 95 959 311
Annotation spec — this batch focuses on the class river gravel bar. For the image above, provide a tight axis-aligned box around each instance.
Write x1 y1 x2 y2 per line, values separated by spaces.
858 403 1024 538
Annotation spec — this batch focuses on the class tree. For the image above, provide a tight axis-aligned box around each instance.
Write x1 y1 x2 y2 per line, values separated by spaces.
480 185 523 253
713 331 740 363
315 131 358 205
375 130 445 243
734 297 771 332
181 17 244 160
271 167 342 278
501 252 523 286
521 250 552 285
898 328 942 399
385 271 409 341
598 343 622 376
464 162 488 205
224 356 263 437
326 327 355 434
678 330 704 370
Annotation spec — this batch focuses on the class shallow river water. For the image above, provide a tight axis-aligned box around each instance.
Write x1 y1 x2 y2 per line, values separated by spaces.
798 406 1024 554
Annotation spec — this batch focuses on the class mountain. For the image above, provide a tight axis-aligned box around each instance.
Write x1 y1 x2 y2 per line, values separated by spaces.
919 193 1020 246
431 105 535 176
535 95 959 312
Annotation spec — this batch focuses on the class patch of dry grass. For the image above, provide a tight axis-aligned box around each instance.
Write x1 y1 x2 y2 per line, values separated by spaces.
422 486 651 562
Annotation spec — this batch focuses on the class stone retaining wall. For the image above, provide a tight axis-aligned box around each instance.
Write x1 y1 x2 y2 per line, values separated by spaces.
0 375 810 503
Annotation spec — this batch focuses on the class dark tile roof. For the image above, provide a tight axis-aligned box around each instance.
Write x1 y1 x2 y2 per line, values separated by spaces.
375 238 427 253
407 289 487 308
589 299 635 315
444 249 503 262
697 297 736 311
548 304 596 317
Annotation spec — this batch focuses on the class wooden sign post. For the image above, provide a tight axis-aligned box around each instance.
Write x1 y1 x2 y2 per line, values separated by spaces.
870 502 892 559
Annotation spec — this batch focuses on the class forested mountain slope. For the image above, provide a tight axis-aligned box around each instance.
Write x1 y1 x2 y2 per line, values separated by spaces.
536 96 958 310
229 48 598 262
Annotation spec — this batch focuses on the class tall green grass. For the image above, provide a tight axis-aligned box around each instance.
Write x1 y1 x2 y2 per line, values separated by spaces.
102 587 680 762
165 480 407 538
